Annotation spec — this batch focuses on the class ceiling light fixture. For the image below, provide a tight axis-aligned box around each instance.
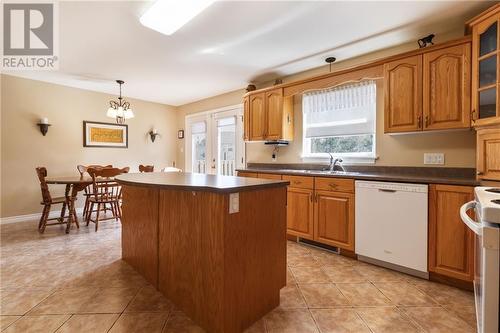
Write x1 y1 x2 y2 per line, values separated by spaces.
107 80 134 124
140 0 216 36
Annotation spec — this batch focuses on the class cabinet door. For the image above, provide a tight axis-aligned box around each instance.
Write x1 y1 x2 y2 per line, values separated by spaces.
314 190 354 251
287 187 314 240
472 13 500 126
249 92 266 141
423 43 471 130
477 126 500 181
265 88 283 140
429 185 474 282
384 55 423 133
243 96 250 141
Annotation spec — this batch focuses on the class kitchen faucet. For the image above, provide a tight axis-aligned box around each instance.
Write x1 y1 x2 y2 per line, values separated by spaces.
328 153 344 172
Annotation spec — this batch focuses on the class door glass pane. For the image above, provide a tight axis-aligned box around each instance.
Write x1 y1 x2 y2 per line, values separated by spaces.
480 22 497 56
191 121 206 174
479 55 497 87
217 117 236 176
479 88 497 119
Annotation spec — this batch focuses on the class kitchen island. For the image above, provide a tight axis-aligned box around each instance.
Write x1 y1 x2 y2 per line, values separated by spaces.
115 172 289 333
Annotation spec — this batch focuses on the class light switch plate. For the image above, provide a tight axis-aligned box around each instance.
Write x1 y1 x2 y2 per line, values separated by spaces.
229 193 239 214
424 153 445 165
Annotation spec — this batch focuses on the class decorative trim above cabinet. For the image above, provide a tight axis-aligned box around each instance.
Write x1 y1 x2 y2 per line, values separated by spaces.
243 36 474 140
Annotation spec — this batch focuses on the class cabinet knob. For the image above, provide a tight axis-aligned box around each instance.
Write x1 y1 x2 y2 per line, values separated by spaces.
417 116 422 128
477 171 484 176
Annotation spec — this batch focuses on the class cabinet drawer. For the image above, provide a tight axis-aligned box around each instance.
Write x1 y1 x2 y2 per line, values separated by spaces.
237 171 258 178
258 173 282 180
282 175 314 189
315 177 354 193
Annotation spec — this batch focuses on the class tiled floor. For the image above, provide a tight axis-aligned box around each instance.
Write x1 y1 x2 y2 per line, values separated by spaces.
0 220 476 332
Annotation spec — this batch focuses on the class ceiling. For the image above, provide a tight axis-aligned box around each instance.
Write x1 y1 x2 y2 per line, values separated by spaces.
7 1 493 106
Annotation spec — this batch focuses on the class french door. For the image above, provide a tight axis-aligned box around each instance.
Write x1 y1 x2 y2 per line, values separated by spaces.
185 106 244 175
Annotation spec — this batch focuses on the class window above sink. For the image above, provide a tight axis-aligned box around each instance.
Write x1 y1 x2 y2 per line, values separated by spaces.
302 80 377 163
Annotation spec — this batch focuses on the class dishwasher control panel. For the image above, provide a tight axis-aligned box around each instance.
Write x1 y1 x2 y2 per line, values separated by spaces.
355 181 428 193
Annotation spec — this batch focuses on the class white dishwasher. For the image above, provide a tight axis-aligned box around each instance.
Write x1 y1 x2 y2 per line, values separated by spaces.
355 181 428 277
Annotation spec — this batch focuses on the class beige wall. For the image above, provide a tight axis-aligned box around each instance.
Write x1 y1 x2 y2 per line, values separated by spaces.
175 30 476 170
1 74 178 218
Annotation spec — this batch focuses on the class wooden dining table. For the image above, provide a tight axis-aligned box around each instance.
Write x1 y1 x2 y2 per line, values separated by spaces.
45 175 115 233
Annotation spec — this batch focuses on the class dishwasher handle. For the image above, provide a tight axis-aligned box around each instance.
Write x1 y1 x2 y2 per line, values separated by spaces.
378 189 397 193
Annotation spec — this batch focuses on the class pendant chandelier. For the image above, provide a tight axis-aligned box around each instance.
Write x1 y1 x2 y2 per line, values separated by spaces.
106 80 134 124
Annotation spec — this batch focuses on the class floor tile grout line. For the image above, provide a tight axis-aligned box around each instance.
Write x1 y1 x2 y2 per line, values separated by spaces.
0 315 22 332
159 310 173 333
394 305 427 332
306 308 322 333
52 313 73 333
353 310 375 333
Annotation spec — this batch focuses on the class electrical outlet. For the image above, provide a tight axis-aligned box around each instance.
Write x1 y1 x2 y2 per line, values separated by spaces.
424 153 445 165
229 193 239 214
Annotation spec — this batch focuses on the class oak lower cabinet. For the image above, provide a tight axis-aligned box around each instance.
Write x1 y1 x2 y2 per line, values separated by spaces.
428 184 475 282
314 190 355 251
257 173 282 180
236 171 258 178
286 187 314 240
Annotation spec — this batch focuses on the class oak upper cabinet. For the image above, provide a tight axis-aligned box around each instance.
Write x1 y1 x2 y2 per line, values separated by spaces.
286 187 314 240
265 88 284 140
384 55 423 133
244 88 294 142
249 92 266 141
423 43 472 130
429 185 474 282
384 39 472 133
476 125 500 181
314 190 355 251
243 96 250 141
468 4 500 127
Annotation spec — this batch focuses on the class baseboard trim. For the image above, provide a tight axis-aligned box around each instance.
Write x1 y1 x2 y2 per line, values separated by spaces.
1 208 84 225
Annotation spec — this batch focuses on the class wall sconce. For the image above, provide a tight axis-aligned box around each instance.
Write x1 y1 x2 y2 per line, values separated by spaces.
149 128 160 142
37 118 51 136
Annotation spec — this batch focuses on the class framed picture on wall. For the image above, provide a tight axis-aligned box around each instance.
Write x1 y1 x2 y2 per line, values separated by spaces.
83 121 128 148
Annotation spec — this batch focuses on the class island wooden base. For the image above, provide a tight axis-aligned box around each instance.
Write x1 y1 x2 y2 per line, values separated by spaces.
121 185 287 333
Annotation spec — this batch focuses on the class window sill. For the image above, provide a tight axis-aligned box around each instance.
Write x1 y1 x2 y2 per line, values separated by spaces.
301 154 378 164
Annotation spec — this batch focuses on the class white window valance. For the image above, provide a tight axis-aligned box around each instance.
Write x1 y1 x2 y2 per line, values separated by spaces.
303 80 376 138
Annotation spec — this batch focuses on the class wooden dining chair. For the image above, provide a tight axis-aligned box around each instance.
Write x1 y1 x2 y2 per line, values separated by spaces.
85 167 129 231
36 167 75 233
77 164 112 218
139 165 154 173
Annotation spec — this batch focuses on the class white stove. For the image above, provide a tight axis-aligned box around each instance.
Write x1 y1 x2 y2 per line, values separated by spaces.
476 187 500 224
461 187 500 333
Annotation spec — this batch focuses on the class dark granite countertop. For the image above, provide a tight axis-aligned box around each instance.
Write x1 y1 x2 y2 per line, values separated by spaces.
116 172 290 193
236 164 481 187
